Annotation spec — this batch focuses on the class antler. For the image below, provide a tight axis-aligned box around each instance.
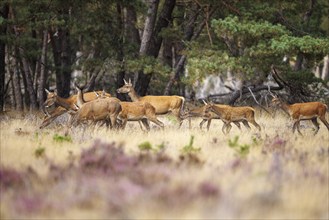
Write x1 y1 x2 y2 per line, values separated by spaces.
202 99 208 105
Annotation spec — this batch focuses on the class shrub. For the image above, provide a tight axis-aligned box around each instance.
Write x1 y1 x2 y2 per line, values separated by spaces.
34 147 45 158
138 141 153 151
228 136 250 157
53 134 72 143
181 135 201 154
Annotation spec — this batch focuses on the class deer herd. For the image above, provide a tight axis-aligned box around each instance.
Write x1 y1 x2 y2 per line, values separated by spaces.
40 79 329 136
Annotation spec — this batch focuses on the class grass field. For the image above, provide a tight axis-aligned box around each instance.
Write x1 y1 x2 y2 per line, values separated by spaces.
0 111 328 219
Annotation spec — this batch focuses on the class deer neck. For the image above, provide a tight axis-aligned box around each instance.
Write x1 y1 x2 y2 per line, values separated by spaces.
76 90 86 108
55 96 74 110
279 101 291 116
128 89 141 101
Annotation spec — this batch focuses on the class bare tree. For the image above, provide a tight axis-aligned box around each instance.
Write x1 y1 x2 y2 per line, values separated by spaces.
0 3 9 112
37 30 48 109
134 0 176 96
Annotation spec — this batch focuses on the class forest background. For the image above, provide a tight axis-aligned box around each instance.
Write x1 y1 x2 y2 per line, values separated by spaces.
1 0 329 112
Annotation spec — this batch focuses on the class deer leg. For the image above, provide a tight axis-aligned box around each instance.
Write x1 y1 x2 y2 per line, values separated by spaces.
234 121 241 130
119 117 127 130
108 115 118 130
249 119 261 131
206 119 212 131
319 115 329 131
172 110 184 128
39 107 67 129
222 123 227 134
242 120 251 130
222 122 231 134
141 118 150 131
199 119 206 130
292 120 298 133
226 123 232 134
296 120 303 135
149 117 164 129
292 119 302 135
311 118 320 135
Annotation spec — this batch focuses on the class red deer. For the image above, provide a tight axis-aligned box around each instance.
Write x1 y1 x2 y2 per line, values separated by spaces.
182 104 249 131
40 89 111 128
203 101 261 134
271 96 329 134
116 79 187 127
76 86 164 131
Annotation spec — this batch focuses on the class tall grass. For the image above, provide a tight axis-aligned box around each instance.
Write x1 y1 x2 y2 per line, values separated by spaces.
0 112 328 219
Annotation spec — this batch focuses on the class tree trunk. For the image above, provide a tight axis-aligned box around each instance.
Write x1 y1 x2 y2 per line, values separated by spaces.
61 30 72 98
138 0 159 56
50 28 72 98
164 4 216 95
0 3 9 112
125 4 141 48
50 29 62 94
12 50 23 111
84 69 100 92
134 0 159 95
134 0 177 96
37 30 48 109
322 55 329 81
19 48 38 110
148 0 176 57
115 3 126 101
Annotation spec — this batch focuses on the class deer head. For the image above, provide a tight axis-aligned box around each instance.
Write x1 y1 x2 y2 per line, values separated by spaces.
44 89 57 107
202 100 215 114
117 78 133 94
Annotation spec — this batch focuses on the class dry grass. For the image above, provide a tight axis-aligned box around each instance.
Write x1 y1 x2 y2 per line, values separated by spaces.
0 111 328 219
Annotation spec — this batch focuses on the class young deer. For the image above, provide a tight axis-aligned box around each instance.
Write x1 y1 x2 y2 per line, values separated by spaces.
116 79 187 127
271 96 329 135
181 104 244 131
204 101 261 134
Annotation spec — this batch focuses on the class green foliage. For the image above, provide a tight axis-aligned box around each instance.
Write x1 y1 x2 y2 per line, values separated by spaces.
271 35 329 55
156 142 166 151
126 56 171 76
181 135 201 154
228 136 250 157
186 10 329 88
34 147 45 158
138 141 153 151
53 134 72 143
285 69 323 86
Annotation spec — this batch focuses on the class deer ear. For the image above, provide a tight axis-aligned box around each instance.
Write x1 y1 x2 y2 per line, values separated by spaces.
94 91 99 98
73 103 79 110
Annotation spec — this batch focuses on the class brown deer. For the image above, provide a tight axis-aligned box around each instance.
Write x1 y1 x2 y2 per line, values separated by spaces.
116 79 187 127
75 86 164 131
118 102 164 131
181 104 248 131
271 96 329 135
40 89 111 128
203 101 261 134
67 93 122 132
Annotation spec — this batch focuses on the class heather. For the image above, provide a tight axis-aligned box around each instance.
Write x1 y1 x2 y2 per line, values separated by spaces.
0 114 328 219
